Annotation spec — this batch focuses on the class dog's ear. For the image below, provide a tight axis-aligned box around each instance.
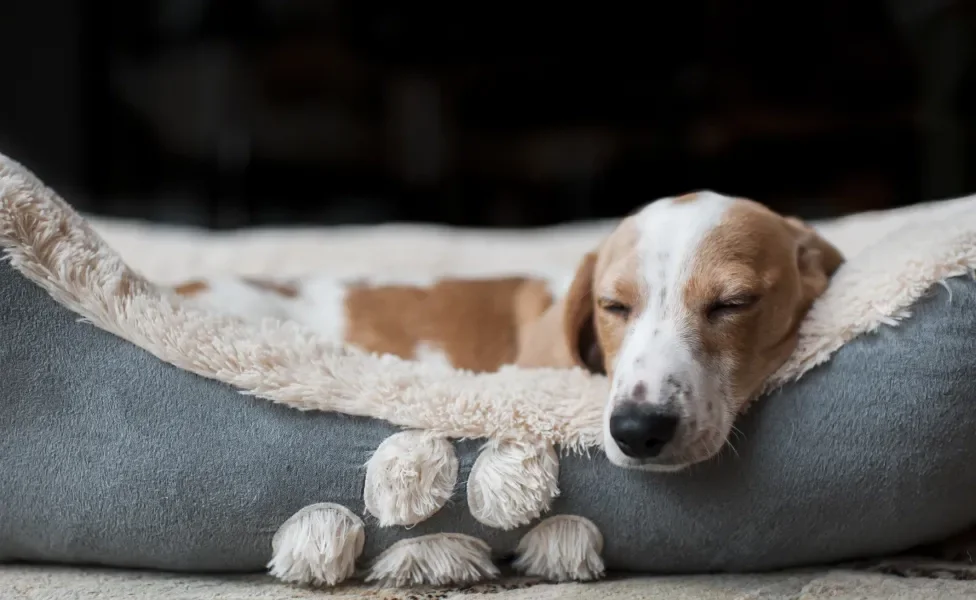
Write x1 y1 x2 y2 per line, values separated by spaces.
515 252 604 374
785 217 844 300
562 252 604 374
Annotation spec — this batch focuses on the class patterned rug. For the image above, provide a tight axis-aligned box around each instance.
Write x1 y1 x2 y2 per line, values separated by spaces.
4 560 976 600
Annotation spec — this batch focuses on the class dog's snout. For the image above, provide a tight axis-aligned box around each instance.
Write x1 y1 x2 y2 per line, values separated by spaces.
608 403 679 459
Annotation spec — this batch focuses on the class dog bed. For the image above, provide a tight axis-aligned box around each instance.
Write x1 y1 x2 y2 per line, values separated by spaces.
2 151 976 588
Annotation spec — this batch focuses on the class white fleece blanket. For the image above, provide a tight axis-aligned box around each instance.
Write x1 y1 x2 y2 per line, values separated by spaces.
2 151 975 452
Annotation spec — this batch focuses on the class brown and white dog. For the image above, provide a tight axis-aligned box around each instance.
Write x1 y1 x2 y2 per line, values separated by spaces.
174 191 843 471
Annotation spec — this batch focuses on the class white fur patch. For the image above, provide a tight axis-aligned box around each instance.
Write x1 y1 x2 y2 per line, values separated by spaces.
180 275 350 346
411 342 454 369
467 440 559 530
283 276 348 343
364 431 458 526
267 503 365 586
184 277 294 321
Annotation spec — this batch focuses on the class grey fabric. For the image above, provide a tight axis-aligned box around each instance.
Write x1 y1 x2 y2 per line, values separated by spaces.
1 259 975 575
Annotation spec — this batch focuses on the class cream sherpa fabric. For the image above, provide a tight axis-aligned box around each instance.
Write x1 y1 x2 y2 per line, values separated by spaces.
2 151 976 452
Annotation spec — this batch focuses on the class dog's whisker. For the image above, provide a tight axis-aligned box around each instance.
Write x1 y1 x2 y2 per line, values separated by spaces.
726 438 741 459
729 423 746 443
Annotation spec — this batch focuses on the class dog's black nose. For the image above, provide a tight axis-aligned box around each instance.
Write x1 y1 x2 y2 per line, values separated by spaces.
609 403 679 459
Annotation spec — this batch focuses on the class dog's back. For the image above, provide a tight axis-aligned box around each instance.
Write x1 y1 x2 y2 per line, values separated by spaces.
173 275 557 372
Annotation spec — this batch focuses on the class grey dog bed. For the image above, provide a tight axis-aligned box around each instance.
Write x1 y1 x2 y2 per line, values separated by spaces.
2 249 976 577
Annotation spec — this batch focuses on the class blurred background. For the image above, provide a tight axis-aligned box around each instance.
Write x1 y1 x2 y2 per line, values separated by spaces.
1 0 974 229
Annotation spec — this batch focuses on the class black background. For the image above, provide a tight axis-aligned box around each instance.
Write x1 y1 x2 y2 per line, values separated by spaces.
1 0 973 229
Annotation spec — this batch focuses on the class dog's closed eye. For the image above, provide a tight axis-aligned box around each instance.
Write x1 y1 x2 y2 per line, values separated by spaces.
706 294 759 322
598 297 632 320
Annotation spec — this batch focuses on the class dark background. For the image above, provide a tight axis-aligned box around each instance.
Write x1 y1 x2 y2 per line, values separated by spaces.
1 0 974 229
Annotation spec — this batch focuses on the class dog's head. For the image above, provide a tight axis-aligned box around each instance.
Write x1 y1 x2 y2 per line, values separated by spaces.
519 191 844 470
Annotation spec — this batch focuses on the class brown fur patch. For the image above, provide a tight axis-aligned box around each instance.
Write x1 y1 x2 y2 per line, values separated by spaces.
243 277 300 298
345 278 552 372
683 199 843 403
673 192 700 204
174 280 209 296
512 280 554 345
589 217 641 373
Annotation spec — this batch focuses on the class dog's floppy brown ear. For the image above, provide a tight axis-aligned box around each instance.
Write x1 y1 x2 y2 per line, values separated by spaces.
514 251 604 374
785 217 844 300
561 252 604 374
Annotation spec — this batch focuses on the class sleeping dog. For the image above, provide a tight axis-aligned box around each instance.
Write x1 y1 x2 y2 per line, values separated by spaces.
174 191 843 471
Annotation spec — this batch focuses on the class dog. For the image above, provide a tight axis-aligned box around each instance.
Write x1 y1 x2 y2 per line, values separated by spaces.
516 191 844 470
173 191 843 471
